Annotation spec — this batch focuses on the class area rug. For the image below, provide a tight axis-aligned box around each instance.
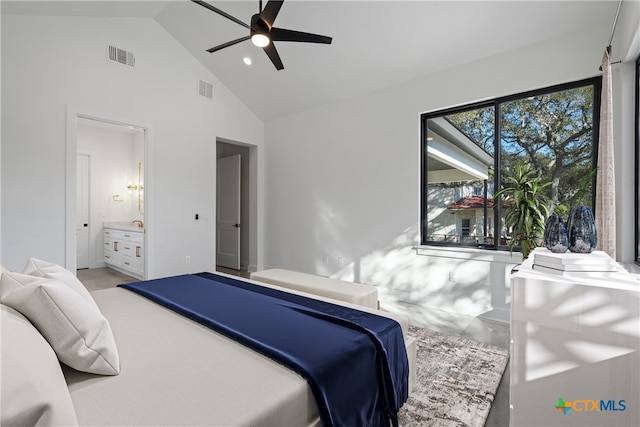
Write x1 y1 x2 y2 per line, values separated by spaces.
398 326 509 427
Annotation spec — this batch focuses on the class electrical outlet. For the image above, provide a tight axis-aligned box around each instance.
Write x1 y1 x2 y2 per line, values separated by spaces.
185 256 191 264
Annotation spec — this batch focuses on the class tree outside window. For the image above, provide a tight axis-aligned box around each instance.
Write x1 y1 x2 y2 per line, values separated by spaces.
421 78 600 250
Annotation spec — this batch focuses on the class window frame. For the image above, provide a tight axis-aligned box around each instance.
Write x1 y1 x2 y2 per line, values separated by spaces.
421 77 602 250
635 54 640 264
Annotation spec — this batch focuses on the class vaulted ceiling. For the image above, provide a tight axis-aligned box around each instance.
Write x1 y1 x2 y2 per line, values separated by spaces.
2 1 618 121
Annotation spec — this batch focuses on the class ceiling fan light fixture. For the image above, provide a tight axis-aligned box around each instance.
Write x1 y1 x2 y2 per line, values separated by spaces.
251 32 270 47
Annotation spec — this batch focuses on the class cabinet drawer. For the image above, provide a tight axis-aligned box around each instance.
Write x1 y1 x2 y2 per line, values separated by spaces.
122 231 143 243
104 229 126 240
120 242 135 257
122 255 134 269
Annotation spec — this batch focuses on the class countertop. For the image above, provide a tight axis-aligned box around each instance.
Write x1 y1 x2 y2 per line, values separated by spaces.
103 222 144 232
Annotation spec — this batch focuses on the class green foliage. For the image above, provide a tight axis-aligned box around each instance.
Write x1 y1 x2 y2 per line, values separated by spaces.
446 107 495 154
552 167 597 216
445 85 595 214
495 163 550 259
427 82 596 250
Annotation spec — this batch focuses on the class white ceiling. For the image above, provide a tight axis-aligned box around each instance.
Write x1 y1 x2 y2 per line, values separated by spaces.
2 0 619 121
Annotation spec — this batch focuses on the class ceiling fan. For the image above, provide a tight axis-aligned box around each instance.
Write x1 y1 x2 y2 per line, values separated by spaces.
192 0 332 70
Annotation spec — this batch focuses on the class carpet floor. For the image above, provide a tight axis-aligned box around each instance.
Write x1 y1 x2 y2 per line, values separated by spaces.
398 326 509 427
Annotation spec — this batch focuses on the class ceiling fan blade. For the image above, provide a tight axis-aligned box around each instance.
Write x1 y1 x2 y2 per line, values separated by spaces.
270 27 332 44
260 0 284 27
191 0 250 30
263 43 284 70
207 36 251 53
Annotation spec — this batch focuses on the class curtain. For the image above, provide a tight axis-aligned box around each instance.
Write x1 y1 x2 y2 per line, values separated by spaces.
595 48 616 258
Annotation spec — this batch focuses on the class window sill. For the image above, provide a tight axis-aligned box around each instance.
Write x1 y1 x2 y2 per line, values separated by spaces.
413 245 522 263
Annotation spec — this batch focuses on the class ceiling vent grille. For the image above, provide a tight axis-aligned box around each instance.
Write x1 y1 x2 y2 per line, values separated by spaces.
107 44 135 67
198 80 213 99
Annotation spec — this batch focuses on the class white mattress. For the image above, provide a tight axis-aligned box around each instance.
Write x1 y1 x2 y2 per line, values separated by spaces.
64 279 411 426
64 287 319 426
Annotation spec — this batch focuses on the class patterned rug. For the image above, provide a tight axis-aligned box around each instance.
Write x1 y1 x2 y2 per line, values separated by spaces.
398 326 509 427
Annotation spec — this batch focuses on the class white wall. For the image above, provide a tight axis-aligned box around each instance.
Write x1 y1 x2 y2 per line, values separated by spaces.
1 15 264 277
0 5 3 268
264 21 636 321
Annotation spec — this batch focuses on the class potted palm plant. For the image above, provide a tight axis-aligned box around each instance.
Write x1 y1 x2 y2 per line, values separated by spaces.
495 163 550 259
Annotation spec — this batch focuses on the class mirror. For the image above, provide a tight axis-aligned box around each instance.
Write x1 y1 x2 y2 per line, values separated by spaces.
138 161 144 214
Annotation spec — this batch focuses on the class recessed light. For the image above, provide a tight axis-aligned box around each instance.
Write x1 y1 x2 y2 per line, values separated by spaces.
243 57 252 65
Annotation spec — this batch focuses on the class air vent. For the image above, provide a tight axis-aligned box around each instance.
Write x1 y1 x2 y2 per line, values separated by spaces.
107 44 135 67
198 80 213 99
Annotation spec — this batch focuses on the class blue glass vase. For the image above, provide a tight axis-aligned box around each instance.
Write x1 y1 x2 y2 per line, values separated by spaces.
566 206 597 253
544 214 569 253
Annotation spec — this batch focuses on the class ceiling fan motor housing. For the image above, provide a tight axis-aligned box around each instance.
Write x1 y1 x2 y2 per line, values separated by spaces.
250 14 270 41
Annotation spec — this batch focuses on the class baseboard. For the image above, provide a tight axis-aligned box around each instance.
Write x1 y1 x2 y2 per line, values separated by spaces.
479 307 510 323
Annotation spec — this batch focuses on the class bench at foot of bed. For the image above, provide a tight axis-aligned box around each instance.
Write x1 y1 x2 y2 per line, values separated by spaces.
250 268 378 309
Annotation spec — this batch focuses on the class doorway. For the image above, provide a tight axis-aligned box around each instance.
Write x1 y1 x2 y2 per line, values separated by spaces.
76 153 90 269
216 139 257 273
217 154 241 269
75 117 146 276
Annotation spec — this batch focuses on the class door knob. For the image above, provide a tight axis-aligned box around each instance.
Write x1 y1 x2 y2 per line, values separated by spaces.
234 224 241 228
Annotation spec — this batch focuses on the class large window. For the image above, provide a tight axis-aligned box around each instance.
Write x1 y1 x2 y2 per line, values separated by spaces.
421 78 601 250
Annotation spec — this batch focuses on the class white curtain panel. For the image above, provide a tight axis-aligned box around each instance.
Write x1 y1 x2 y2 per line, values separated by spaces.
595 49 616 258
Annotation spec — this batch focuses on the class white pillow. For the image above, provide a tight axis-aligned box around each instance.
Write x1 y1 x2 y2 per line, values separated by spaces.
1 304 79 426
0 272 120 375
23 257 97 308
1 265 10 280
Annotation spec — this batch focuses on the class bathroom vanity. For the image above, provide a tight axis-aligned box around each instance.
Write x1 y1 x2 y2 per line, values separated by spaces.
103 222 144 279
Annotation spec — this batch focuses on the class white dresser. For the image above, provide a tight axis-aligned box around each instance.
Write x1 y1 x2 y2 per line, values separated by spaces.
510 248 639 426
104 224 144 279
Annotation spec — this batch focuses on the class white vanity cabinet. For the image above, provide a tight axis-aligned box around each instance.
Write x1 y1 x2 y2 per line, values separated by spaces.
104 225 144 279
510 248 639 427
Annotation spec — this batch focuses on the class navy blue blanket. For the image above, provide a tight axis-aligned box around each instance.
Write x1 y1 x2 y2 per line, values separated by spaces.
119 273 408 427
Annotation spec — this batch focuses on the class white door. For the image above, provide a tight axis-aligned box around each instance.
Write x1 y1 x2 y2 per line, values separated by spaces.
76 154 90 269
217 155 241 269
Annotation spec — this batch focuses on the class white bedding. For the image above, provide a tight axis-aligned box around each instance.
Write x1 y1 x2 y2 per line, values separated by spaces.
64 287 319 426
64 280 411 426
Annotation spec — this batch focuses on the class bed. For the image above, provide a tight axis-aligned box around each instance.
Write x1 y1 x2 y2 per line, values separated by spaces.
1 260 411 427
